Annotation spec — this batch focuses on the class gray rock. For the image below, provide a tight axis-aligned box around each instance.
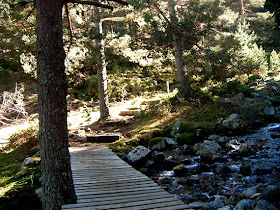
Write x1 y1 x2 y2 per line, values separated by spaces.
187 201 210 209
223 114 246 130
209 195 228 209
218 206 231 210
234 93 245 101
233 199 253 210
164 137 177 146
127 146 152 165
240 187 258 199
219 136 231 145
184 163 200 174
171 121 181 140
260 184 280 203
20 157 40 169
194 140 222 159
35 187 43 200
226 139 241 150
150 140 166 151
254 200 277 210
208 134 221 142
264 107 275 116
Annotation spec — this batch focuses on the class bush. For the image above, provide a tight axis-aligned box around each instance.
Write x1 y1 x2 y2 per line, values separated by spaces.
177 132 197 145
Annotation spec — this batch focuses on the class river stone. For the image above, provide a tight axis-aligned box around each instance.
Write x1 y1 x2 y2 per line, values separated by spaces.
173 164 188 177
218 136 231 145
150 140 166 151
233 199 253 210
208 134 221 142
254 200 278 210
127 146 152 166
218 206 231 210
264 107 275 116
194 140 222 159
260 184 280 203
223 114 245 130
209 195 228 209
164 137 177 146
240 187 258 199
187 201 210 209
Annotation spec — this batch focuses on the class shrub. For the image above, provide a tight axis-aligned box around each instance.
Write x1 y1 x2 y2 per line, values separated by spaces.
177 132 197 145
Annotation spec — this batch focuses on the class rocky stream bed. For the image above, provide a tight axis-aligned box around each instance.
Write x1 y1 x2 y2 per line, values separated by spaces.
119 121 280 210
116 79 280 210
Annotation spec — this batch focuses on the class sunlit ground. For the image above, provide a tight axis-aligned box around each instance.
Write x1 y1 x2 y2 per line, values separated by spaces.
0 92 170 146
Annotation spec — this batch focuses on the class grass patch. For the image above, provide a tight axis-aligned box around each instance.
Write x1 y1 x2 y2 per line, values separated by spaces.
0 127 41 210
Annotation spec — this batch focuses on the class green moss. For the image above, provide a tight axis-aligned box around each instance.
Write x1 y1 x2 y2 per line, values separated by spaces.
149 137 163 146
177 132 197 145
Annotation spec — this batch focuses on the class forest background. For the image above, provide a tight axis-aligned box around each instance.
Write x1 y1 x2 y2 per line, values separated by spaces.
0 0 280 209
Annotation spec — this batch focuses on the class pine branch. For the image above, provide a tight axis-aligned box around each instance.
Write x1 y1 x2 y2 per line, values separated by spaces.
67 0 114 10
149 0 204 51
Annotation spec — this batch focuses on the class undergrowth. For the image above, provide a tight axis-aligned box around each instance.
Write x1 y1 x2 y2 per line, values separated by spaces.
0 127 41 210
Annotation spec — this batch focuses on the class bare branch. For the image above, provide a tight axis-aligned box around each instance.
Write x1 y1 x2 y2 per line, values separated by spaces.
107 0 128 6
102 16 134 22
65 4 73 54
67 0 114 10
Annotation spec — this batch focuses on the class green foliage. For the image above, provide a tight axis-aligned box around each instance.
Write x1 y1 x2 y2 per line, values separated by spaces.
179 123 197 134
268 96 280 106
268 50 280 76
0 127 41 210
232 20 268 74
177 132 197 145
210 79 254 97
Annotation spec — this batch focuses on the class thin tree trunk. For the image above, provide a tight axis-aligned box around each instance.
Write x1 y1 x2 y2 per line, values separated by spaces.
167 0 190 98
36 1 76 209
94 6 110 119
240 0 245 15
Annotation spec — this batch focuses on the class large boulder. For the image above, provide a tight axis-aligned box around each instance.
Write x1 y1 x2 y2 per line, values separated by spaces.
194 140 222 159
254 200 277 210
223 114 246 130
233 199 253 210
127 146 152 167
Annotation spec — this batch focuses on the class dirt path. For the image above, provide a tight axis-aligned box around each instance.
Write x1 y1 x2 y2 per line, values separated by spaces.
0 93 166 148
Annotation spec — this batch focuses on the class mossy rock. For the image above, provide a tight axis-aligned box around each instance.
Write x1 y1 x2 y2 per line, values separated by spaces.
177 132 197 145
149 137 164 146
173 164 187 177
179 123 197 133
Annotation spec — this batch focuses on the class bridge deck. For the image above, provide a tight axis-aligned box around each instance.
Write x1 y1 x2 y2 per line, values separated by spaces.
62 145 189 209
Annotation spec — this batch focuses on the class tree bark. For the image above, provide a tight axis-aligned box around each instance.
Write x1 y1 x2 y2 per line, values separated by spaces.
36 0 77 209
94 6 110 119
167 0 190 98
240 0 245 15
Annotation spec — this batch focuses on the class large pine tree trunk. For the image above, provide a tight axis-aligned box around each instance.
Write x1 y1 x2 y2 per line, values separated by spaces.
94 6 110 119
36 1 77 209
168 0 190 98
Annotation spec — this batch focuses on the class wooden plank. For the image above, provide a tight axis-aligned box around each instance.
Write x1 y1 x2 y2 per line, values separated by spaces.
63 193 175 208
76 192 174 204
76 188 166 199
63 197 180 209
62 145 189 209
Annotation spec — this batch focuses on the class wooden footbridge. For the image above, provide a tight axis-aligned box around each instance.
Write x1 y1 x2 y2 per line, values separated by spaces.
62 145 189 209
